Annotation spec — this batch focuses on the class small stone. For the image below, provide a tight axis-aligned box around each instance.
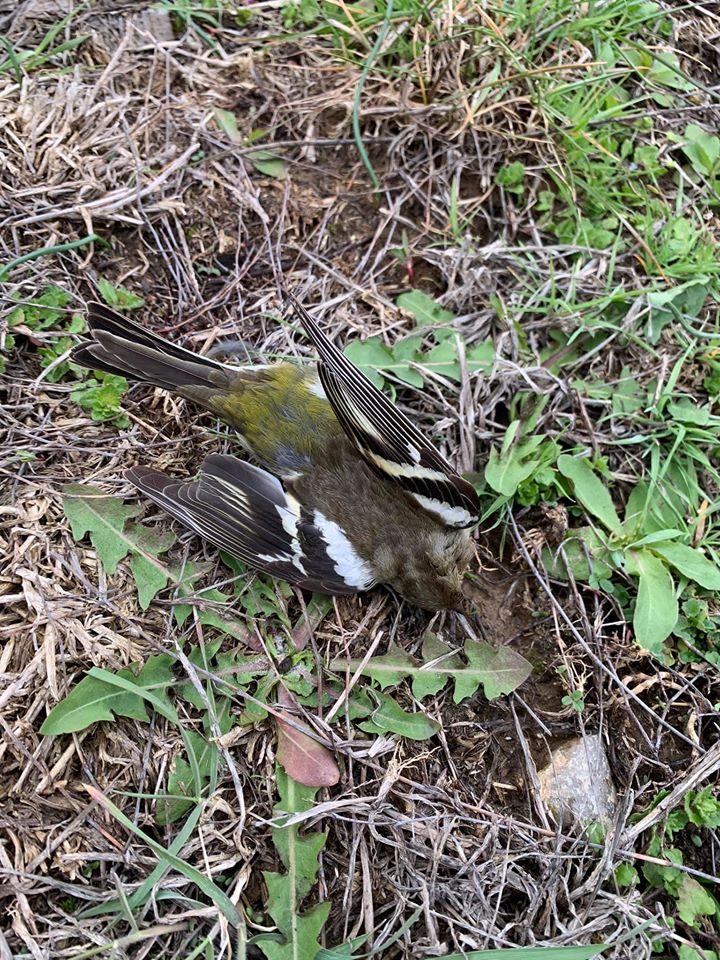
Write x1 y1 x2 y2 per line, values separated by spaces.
537 734 617 829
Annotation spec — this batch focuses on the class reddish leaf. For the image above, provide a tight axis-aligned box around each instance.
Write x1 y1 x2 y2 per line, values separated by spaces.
275 687 340 788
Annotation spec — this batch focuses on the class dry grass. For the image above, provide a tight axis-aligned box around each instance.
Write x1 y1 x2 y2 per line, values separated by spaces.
2 0 720 957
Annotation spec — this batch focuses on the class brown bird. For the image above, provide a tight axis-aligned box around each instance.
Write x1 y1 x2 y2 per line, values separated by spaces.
72 297 479 610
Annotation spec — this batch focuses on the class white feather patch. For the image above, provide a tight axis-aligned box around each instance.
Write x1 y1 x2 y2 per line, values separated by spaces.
411 493 474 527
306 378 327 399
366 451 446 482
276 493 306 573
313 510 375 589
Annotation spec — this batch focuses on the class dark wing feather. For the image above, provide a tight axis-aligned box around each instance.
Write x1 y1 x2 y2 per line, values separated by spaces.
127 454 367 596
289 294 480 528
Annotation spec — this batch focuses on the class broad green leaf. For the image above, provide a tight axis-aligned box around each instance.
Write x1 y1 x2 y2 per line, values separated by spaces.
249 149 286 180
557 456 622 535
632 549 678 656
543 526 614 584
678 946 718 960
213 107 242 144
676 875 716 927
343 337 395 388
40 655 174 734
647 51 693 90
485 427 545 497
683 123 720 176
63 485 175 607
458 640 532 702
422 339 460 381
651 541 720 590
667 397 711 426
396 289 455 327
358 690 440 740
97 277 144 310
466 340 495 375
391 335 425 387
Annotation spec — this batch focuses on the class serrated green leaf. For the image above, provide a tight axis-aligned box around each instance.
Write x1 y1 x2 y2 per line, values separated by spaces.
63 485 175 607
258 881 330 960
256 768 329 959
129 525 177 609
632 549 678 656
331 636 530 706
63 485 141 573
272 768 326 891
650 541 720 590
40 655 174 735
412 633 463 699
358 690 440 740
422 339 460 381
557 456 622 534
396 289 455 327
457 640 532 702
347 642 416 690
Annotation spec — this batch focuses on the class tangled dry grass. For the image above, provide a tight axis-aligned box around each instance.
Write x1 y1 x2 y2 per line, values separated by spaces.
2 0 720 957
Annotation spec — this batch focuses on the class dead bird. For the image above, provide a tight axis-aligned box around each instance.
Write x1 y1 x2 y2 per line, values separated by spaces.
72 296 480 611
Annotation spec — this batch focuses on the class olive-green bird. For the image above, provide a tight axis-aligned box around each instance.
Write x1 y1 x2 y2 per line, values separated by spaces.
72 297 480 610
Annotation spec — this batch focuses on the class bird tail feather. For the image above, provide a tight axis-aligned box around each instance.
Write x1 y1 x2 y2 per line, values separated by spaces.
72 301 231 393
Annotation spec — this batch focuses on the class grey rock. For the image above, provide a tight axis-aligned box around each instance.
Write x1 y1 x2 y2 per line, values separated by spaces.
537 734 617 829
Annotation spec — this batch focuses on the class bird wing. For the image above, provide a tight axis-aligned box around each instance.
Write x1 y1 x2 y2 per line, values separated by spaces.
126 454 374 596
289 294 480 528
